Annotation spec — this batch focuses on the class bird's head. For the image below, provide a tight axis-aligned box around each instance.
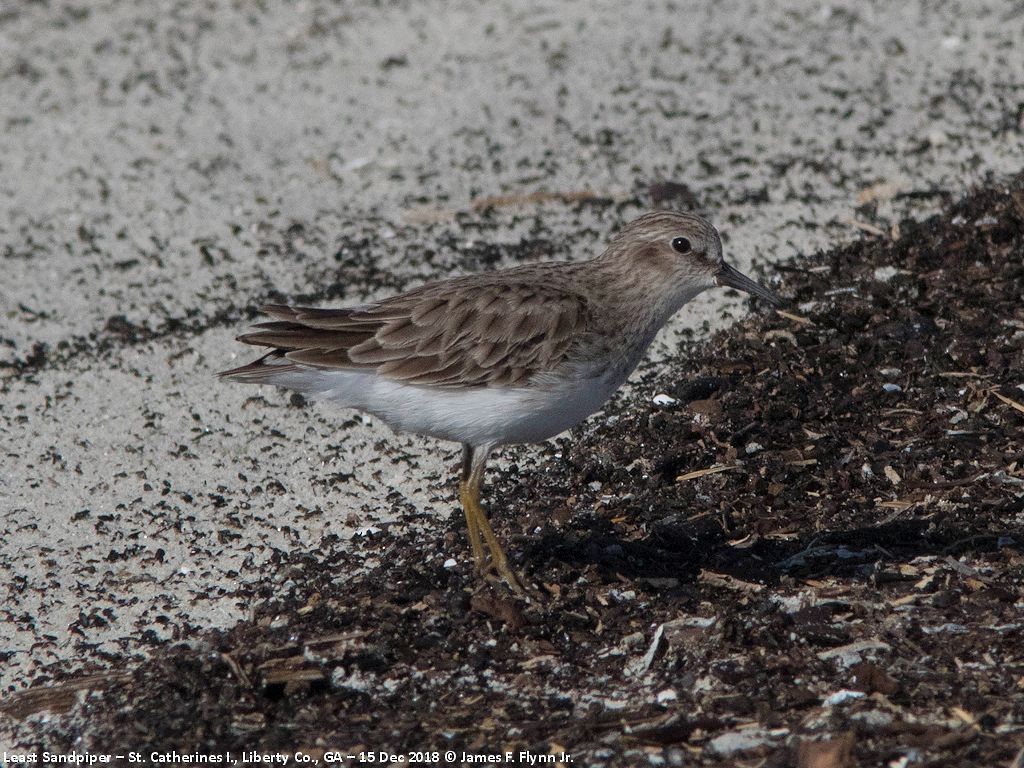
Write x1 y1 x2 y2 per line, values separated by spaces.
602 211 781 310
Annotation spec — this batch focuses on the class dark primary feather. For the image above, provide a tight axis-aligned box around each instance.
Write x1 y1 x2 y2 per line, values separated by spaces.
221 270 590 389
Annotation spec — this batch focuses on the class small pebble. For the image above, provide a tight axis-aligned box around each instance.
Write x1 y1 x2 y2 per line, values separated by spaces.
652 393 677 406
442 558 457 569
707 728 778 756
873 266 899 282
852 709 895 729
824 689 866 706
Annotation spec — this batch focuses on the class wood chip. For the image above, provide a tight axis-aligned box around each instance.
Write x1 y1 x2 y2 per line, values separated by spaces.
817 639 891 662
951 706 979 727
699 570 764 593
891 594 919 606
627 623 665 677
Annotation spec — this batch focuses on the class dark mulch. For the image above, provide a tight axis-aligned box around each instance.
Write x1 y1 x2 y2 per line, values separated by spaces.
4 180 1024 767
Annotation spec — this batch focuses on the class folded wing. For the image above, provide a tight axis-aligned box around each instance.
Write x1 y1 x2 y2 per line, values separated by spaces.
220 276 588 389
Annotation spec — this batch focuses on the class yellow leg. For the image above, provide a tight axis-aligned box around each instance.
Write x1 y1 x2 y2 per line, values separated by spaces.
458 479 485 566
473 500 524 595
460 444 525 595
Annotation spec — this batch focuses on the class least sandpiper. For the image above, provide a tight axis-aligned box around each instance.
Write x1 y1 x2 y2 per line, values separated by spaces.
221 211 780 592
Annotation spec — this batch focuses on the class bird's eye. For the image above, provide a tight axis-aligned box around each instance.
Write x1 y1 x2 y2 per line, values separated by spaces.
671 236 692 254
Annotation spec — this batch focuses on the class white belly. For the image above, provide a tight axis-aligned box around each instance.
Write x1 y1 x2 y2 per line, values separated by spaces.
266 364 628 448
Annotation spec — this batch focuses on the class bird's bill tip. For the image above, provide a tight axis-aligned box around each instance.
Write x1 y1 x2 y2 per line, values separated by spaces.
716 263 782 307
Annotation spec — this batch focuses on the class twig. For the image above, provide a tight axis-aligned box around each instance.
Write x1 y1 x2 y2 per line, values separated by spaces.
676 465 736 483
471 190 612 210
775 309 813 326
877 500 914 510
938 371 992 379
639 623 665 674
840 218 888 238
773 263 829 275
221 652 253 689
991 389 1024 415
0 672 131 718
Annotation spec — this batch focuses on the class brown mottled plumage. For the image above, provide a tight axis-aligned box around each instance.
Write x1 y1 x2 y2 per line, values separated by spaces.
223 267 590 388
221 211 780 593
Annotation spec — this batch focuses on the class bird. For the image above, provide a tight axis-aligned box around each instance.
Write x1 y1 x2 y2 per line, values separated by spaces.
220 211 780 593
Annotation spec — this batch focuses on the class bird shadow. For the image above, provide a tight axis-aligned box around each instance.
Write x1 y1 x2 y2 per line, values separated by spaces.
520 517 1008 587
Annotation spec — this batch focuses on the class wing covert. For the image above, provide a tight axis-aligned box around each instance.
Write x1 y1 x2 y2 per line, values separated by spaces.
234 278 588 388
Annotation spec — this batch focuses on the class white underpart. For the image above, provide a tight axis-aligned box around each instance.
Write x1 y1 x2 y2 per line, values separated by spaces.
260 296 692 447
265 360 630 447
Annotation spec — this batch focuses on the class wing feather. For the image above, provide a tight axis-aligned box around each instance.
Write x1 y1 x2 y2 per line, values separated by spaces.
222 272 589 389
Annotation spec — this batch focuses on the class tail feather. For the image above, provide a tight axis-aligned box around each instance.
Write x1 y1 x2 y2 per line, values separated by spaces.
220 301 378 385
218 350 300 382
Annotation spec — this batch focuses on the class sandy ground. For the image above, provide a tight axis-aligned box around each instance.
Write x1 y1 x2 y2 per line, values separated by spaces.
1 0 1022 703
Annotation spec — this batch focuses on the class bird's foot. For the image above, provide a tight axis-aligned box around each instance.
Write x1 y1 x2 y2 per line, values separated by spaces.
472 555 527 598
